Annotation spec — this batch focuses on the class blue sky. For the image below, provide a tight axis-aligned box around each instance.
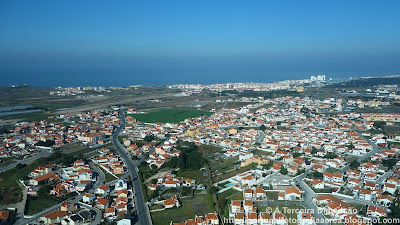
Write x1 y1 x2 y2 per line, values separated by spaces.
0 0 400 86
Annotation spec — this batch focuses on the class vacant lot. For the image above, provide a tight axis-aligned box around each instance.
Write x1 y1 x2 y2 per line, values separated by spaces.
214 163 257 182
151 193 215 225
132 109 213 123
176 170 209 185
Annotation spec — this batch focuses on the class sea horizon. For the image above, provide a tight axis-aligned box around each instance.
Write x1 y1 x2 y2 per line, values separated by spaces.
2 71 399 88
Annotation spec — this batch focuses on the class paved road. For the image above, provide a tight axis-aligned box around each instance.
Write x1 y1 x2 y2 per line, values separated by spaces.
112 109 152 225
255 130 266 144
339 133 384 174
89 161 107 190
0 149 51 173
376 170 394 185
293 172 329 225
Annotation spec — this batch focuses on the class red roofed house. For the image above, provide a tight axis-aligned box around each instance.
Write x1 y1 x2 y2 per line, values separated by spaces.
96 184 111 196
39 210 68 224
163 196 180 208
278 187 302 201
367 206 386 218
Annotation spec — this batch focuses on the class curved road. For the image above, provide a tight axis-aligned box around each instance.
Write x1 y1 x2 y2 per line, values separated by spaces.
112 109 152 225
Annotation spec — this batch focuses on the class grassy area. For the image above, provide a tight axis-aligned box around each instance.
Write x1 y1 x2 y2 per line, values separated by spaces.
0 174 23 205
118 135 128 145
209 156 238 175
252 149 272 157
26 194 58 215
218 189 243 202
151 193 215 225
266 191 278 201
25 183 76 215
325 167 339 173
350 203 364 211
176 170 209 185
220 189 244 217
0 157 17 168
214 163 257 182
131 109 213 123
68 142 112 157
0 112 56 122
385 126 400 135
355 106 400 114
99 166 117 183
198 145 222 157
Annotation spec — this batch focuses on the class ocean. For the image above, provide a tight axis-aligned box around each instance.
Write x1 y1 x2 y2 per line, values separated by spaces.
1 67 399 87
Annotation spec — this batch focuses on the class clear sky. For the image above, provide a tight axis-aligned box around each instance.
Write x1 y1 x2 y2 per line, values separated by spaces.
0 0 400 86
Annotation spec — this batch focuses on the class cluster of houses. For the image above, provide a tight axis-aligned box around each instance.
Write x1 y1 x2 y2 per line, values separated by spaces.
170 213 219 225
27 160 95 197
146 140 181 168
92 148 126 175
148 172 196 191
69 94 398 225
39 202 94 224
168 79 307 93
347 98 391 109
229 197 313 225
0 109 122 160
83 179 134 222
312 194 388 221
312 195 358 219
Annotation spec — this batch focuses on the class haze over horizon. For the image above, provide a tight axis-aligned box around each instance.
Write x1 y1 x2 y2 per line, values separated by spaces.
1 0 400 87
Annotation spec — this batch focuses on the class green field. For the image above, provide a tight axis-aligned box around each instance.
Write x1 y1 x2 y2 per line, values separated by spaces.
131 109 213 123
151 193 215 225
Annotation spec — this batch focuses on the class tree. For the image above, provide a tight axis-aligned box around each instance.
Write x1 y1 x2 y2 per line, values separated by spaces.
382 158 397 170
324 152 338 159
293 152 302 158
162 156 178 168
208 186 217 195
0 127 10 134
311 147 318 155
349 160 360 169
144 135 155 142
259 125 266 131
165 142 205 170
280 167 288 175
373 121 386 130
262 161 274 170
346 143 355 149
312 172 323 179
135 141 144 147
218 198 227 211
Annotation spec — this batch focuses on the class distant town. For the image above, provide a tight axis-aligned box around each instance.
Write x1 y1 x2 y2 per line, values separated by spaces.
1 75 400 225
